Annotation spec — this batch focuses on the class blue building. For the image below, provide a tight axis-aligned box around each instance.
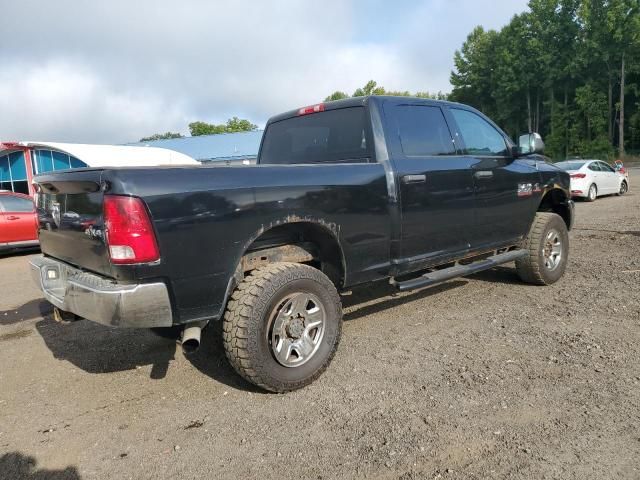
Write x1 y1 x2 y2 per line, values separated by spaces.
0 144 88 195
128 130 263 164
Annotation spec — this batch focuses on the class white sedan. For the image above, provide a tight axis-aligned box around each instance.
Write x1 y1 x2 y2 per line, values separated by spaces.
555 159 629 201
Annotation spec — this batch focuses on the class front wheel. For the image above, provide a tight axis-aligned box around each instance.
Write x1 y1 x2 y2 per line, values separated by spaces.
516 212 569 286
618 180 628 196
223 262 342 392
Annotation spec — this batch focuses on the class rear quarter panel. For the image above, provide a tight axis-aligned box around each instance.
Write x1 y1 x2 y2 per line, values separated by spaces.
105 163 391 323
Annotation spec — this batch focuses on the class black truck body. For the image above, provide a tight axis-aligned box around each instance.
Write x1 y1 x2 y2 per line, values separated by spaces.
30 96 574 391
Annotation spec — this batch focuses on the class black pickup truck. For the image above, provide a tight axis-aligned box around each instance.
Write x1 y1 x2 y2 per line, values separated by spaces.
30 96 574 392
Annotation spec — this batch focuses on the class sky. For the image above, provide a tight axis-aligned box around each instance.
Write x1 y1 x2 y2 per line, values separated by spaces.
0 0 529 144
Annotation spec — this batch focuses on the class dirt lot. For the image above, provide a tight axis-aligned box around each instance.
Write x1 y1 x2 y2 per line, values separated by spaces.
1 172 639 480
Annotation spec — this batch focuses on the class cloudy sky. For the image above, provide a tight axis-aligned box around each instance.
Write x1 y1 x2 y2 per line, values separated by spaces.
0 0 529 144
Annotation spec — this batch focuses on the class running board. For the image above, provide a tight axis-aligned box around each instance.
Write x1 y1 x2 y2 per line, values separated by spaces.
391 249 528 292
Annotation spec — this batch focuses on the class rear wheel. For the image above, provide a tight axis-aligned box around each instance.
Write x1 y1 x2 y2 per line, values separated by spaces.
223 262 342 392
618 180 628 196
516 212 569 286
586 183 597 202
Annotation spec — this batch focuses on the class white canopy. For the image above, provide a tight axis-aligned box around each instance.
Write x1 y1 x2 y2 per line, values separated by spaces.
10 141 199 167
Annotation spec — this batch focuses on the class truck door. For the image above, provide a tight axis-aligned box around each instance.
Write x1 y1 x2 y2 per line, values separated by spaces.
383 101 476 272
447 107 541 250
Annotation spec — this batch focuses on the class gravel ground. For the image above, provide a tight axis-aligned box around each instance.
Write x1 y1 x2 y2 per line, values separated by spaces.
1 171 639 479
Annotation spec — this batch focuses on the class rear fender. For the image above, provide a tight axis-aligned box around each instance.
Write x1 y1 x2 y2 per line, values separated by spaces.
216 216 346 320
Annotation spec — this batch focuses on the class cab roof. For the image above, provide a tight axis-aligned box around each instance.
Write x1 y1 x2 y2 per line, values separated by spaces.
266 95 463 124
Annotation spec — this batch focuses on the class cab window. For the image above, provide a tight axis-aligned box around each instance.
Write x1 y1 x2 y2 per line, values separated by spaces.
450 108 508 156
390 105 455 156
260 107 372 164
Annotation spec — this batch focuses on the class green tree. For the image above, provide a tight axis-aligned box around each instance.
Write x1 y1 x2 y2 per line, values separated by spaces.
571 84 612 157
450 0 640 160
324 91 349 101
325 80 447 102
352 80 386 97
188 117 258 136
139 132 183 142
450 26 501 115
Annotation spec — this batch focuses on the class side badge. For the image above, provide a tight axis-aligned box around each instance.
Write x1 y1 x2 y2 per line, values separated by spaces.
517 183 533 197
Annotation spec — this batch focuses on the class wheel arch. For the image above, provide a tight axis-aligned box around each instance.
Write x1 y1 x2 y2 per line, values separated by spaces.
218 218 347 321
537 188 573 230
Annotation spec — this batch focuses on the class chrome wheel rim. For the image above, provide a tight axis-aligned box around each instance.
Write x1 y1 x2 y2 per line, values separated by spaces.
589 185 596 200
269 292 326 368
543 229 563 271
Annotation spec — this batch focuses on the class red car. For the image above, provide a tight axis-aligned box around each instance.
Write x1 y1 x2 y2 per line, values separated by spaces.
0 191 39 253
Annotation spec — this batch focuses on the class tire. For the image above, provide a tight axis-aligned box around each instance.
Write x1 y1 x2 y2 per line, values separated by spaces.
516 212 569 286
618 180 628 196
586 183 597 202
223 262 342 392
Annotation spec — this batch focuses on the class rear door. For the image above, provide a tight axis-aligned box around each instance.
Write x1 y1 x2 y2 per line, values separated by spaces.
383 100 476 270
447 107 541 250
586 162 602 192
0 194 37 244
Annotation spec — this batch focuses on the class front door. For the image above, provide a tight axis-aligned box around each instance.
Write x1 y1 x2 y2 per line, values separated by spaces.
597 161 619 194
447 107 541 250
0 194 37 244
383 101 476 272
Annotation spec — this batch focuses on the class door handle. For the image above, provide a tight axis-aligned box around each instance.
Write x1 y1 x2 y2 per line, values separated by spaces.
474 170 494 179
402 174 426 184
6 216 20 220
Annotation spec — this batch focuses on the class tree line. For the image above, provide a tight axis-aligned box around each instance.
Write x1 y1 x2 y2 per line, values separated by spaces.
325 80 447 101
450 0 640 160
142 0 639 161
140 117 258 142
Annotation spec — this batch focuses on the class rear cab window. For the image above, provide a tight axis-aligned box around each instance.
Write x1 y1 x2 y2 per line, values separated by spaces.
259 107 373 164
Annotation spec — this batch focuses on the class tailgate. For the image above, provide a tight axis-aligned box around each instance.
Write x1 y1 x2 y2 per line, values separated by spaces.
35 169 112 277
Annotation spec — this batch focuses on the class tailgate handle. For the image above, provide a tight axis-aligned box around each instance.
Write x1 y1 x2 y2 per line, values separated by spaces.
402 174 426 184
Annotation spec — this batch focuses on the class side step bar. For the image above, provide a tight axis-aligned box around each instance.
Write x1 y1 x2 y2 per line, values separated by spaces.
391 249 528 292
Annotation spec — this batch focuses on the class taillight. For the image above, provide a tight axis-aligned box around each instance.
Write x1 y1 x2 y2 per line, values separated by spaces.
103 195 160 264
570 173 587 179
298 103 325 116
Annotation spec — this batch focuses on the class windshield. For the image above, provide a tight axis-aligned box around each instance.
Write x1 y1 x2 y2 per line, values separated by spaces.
555 161 586 171
259 107 372 164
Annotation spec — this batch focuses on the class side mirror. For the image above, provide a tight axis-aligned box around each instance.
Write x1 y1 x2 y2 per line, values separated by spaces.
518 132 545 155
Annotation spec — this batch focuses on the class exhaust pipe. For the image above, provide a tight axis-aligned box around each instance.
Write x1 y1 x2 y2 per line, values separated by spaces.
181 325 202 354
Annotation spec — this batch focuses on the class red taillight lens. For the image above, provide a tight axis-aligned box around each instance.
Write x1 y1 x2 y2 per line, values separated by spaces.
103 195 160 264
570 173 587 179
298 103 325 116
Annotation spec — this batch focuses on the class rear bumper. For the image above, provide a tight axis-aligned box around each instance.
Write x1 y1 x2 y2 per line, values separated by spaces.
30 256 173 328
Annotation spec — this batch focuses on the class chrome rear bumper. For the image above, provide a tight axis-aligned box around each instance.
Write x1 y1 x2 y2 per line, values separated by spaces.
30 256 173 328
